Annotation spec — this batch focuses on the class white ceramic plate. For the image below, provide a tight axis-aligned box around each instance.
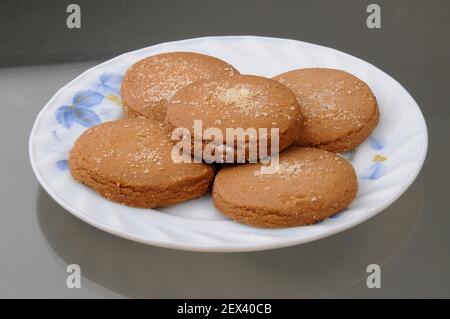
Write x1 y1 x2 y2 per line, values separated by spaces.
29 36 428 252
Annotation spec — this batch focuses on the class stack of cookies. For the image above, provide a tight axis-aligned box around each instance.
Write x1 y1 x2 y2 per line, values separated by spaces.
69 52 379 228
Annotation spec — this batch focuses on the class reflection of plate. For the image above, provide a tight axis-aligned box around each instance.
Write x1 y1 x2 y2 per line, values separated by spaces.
29 36 428 252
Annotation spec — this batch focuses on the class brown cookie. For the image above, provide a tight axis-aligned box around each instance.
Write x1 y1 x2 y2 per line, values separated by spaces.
69 118 215 208
121 52 239 121
273 68 379 153
166 74 302 162
212 147 357 228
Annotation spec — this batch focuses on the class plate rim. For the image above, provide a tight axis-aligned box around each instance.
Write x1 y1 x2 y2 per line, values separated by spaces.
29 35 429 252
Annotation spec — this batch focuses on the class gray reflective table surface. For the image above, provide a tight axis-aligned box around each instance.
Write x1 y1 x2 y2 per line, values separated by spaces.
0 61 448 298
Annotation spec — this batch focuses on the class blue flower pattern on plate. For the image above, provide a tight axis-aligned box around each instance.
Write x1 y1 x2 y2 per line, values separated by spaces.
362 135 388 180
361 160 385 180
56 159 69 171
56 90 103 129
54 73 123 170
368 136 385 150
95 72 123 95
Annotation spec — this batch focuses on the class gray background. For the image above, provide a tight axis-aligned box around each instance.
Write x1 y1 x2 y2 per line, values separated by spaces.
0 0 449 298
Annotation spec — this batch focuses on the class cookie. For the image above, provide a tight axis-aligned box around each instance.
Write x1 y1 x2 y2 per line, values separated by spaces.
212 147 357 228
69 118 215 208
166 74 302 162
121 52 239 121
273 68 379 153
